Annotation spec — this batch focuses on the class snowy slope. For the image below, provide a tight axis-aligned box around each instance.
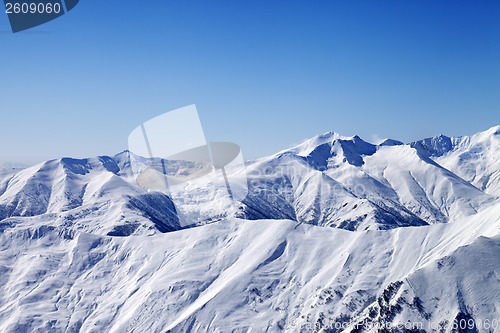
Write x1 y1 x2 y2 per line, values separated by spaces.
347 235 500 332
0 201 497 332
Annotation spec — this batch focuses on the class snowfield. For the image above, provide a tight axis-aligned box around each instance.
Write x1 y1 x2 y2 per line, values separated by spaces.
0 126 498 332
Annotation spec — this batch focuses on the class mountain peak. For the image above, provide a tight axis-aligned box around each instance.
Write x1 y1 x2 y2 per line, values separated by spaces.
313 131 351 144
485 124 500 135
471 125 500 142
292 132 374 155
378 138 404 147
410 134 454 157
280 132 377 169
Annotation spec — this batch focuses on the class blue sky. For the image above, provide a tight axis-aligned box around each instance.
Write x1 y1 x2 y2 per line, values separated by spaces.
1 0 499 164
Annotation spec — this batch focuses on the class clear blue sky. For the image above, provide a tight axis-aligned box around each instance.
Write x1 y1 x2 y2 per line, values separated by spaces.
1 0 499 164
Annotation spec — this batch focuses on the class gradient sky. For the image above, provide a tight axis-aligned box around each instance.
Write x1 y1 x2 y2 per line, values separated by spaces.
1 0 499 164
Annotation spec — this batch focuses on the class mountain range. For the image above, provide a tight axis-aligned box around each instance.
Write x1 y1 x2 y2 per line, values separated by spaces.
0 125 498 332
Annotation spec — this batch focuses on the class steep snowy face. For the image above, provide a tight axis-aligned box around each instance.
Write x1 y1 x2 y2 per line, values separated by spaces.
421 125 500 196
240 153 426 231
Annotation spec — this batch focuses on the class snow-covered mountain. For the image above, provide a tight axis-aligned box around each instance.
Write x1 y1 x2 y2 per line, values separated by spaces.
1 126 497 233
411 125 500 197
0 154 181 236
241 129 496 229
0 126 498 332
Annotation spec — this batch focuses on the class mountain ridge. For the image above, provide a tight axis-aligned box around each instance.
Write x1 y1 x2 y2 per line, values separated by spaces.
0 126 498 234
0 125 498 332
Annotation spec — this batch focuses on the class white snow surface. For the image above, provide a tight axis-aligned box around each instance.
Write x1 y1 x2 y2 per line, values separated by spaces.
0 126 499 332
